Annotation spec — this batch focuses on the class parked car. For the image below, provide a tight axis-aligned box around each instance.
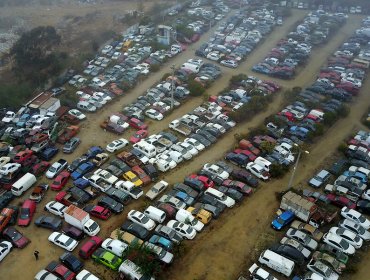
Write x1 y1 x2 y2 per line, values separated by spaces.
322 232 355 255
78 236 103 259
166 220 196 240
34 215 62 230
2 226 30 248
271 211 295 230
17 199 37 226
48 232 79 251
286 228 318 250
92 248 123 270
60 252 84 273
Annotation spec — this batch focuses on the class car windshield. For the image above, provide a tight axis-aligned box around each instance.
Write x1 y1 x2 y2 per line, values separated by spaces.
10 231 22 241
354 224 365 234
49 166 57 173
65 238 73 246
186 227 193 234
20 208 30 219
358 215 366 223
89 222 99 231
339 239 349 249
276 217 285 225
141 216 149 223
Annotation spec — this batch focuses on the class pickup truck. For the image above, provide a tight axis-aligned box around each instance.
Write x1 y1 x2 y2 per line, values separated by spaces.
169 119 192 136
117 151 142 167
93 169 118 185
55 187 91 206
155 136 173 152
88 174 113 192
115 180 143 199
74 178 100 198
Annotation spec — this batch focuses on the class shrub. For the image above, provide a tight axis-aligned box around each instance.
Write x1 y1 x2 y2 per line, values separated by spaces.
188 80 205 96
270 163 290 178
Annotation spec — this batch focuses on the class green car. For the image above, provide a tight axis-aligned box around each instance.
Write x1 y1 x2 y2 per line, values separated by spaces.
92 248 123 270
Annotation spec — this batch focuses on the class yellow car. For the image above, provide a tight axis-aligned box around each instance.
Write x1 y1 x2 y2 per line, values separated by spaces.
187 206 212 225
123 171 143 187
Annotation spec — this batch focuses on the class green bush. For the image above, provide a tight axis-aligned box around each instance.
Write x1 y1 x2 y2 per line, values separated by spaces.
188 80 205 96
270 163 290 178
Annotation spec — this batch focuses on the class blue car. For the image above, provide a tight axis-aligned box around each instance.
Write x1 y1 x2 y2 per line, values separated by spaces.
71 162 95 180
169 190 194 206
149 234 173 251
225 152 249 167
40 146 59 161
271 211 295 230
85 146 104 159
73 177 90 188
343 171 368 184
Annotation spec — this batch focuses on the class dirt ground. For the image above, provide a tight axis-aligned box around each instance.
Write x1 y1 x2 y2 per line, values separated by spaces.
2 9 370 280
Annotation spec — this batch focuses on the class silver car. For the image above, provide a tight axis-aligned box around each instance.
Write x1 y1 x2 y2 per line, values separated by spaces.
286 228 318 250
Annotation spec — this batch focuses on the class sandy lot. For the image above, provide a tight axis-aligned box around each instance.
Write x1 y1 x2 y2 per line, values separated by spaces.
1 8 370 280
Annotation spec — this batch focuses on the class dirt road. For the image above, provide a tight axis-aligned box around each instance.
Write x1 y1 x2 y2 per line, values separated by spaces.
2 10 369 280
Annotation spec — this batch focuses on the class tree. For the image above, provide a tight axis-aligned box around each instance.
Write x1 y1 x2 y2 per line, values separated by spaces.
230 74 248 86
188 80 205 96
259 141 276 154
10 26 63 85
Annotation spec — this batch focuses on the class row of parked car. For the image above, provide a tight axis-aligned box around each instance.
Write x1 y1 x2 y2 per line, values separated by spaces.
252 10 347 79
240 16 370 279
196 7 281 68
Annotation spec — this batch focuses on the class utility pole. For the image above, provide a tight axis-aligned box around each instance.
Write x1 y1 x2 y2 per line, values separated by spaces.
287 144 309 190
170 64 175 110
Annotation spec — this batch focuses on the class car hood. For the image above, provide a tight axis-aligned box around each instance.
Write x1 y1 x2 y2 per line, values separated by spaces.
18 218 31 226
271 220 283 230
309 178 322 187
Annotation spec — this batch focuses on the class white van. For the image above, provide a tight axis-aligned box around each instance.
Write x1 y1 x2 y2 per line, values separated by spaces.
11 173 37 196
175 208 204 232
254 156 272 172
133 142 156 158
258 249 295 277
181 62 200 73
144 206 166 223
204 188 235 208
119 259 155 280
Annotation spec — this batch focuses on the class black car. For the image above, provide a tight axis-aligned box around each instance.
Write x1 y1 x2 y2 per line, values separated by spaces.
215 161 233 174
60 252 84 272
105 188 131 205
105 165 124 177
173 183 199 199
231 169 259 188
183 178 205 193
62 224 84 240
198 194 226 212
197 169 224 185
110 159 131 173
193 202 221 219
143 164 158 181
121 221 150 240
225 152 249 167
269 244 305 265
67 157 88 172
98 195 124 213
34 215 62 230
356 200 370 214
196 130 217 143
215 186 243 203
0 191 15 210
190 134 211 147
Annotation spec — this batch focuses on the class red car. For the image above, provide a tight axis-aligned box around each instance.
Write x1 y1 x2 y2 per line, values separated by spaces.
238 139 261 156
18 199 37 226
31 161 50 176
25 133 49 145
13 149 34 164
131 165 151 185
222 179 253 196
3 226 30 248
129 118 148 130
326 194 356 209
188 174 214 188
234 149 257 161
51 171 71 191
46 261 76 280
84 205 111 220
129 129 148 144
79 236 103 259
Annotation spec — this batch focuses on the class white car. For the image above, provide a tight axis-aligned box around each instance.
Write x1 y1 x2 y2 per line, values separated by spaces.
220 59 238 68
1 111 15 123
145 109 163 120
307 259 339 280
341 207 370 229
102 238 128 257
46 161 67 179
322 232 356 255
179 142 198 156
184 138 205 151
249 263 278 280
102 45 113 54
144 242 173 264
202 163 229 179
338 219 370 241
93 92 112 102
0 241 12 262
246 162 270 181
361 189 370 201
48 232 78 251
76 270 100 280
68 109 86 120
329 227 363 249
167 220 196 240
0 163 21 176
44 201 67 217
207 51 222 61
106 138 129 153
145 180 168 200
128 210 156 230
